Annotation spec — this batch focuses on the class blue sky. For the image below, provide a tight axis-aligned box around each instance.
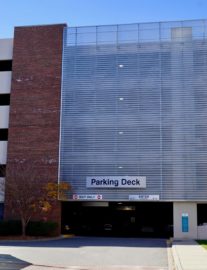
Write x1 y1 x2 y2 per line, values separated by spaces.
0 0 206 38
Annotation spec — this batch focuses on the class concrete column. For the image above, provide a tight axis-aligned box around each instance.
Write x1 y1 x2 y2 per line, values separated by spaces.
173 202 197 239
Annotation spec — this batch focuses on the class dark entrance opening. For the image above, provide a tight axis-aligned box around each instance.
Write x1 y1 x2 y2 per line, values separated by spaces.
62 201 173 238
197 204 207 226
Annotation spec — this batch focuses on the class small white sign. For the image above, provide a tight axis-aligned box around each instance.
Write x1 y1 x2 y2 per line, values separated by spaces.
72 194 103 200
129 195 160 201
86 176 146 188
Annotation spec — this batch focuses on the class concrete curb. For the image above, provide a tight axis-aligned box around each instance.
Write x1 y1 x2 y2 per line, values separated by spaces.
24 266 170 270
0 234 74 243
166 240 176 270
172 244 183 270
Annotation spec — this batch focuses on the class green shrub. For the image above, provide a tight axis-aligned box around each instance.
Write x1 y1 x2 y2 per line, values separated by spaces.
26 221 58 236
0 220 58 236
0 220 21 235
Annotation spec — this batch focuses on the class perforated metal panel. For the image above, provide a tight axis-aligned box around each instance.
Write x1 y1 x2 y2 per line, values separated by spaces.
59 20 207 201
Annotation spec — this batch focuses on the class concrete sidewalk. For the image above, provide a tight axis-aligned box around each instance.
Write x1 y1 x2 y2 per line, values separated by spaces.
172 240 207 270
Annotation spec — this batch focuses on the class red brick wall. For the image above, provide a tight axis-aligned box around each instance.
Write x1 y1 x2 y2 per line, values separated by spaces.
4 24 66 233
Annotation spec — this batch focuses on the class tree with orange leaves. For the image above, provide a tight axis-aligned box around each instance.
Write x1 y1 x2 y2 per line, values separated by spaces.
4 161 70 237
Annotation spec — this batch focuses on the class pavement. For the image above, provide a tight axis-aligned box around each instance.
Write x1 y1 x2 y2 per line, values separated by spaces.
2 236 207 270
0 237 168 270
0 254 30 270
172 240 207 270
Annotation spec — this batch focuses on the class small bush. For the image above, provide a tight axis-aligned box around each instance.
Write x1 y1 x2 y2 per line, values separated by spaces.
26 221 58 236
0 220 58 236
0 220 21 235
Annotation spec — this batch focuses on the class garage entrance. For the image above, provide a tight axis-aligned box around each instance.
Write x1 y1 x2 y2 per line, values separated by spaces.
62 202 173 238
198 204 207 226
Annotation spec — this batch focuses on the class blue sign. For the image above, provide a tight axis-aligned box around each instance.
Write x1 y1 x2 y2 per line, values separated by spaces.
182 214 189 233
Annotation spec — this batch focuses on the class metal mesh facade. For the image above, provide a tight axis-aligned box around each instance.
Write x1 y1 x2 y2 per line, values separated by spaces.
59 20 207 201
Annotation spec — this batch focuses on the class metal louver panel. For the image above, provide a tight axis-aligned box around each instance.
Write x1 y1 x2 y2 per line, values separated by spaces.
59 20 207 201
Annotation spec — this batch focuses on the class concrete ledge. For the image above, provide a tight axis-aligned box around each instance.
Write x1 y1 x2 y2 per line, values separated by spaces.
0 106 10 128
0 71 12 93
0 39 13 60
0 141 8 164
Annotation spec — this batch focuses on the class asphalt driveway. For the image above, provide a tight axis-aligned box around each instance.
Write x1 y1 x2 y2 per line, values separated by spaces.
0 237 168 270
